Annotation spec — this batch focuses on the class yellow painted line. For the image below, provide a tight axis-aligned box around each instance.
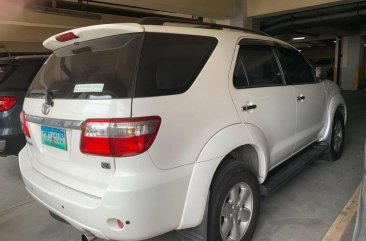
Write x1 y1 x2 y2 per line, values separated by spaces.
321 184 361 241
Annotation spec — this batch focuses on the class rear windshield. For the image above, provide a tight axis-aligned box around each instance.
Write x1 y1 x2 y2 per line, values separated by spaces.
0 64 15 83
0 63 43 91
27 32 217 99
28 33 142 99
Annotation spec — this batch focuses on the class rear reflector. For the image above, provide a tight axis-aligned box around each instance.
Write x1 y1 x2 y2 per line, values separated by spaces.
55 32 79 42
0 96 17 112
20 111 31 138
116 219 124 229
80 116 161 157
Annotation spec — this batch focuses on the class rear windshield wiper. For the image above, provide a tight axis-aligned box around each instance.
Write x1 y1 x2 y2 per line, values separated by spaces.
28 89 54 106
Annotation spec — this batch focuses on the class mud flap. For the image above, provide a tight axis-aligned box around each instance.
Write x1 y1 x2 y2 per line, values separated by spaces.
147 195 209 241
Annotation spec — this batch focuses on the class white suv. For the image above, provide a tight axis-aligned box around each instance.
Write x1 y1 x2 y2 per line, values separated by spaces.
19 18 346 241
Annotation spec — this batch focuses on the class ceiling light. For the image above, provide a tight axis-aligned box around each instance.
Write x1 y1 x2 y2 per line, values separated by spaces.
293 37 305 40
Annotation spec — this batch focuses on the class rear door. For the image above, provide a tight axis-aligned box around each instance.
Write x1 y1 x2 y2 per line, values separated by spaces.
23 33 143 197
277 47 327 151
229 40 296 166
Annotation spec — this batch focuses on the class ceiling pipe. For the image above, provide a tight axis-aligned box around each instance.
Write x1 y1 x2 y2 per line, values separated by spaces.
26 0 195 21
261 2 366 34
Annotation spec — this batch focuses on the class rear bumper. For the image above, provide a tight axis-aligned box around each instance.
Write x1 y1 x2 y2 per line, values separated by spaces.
0 133 25 156
19 146 194 241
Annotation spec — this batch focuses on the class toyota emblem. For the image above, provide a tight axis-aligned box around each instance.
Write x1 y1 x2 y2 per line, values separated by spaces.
42 102 50 115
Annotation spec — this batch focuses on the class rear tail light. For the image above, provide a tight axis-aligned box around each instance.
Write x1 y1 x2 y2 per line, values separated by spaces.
20 110 31 138
55 32 79 42
0 96 17 112
80 116 161 157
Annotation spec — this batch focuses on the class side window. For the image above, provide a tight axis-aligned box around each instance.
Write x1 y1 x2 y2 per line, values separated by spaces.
135 33 218 97
233 45 284 88
278 47 316 84
233 54 248 88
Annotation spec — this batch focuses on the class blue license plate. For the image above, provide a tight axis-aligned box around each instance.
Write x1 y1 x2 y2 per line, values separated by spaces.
41 126 67 151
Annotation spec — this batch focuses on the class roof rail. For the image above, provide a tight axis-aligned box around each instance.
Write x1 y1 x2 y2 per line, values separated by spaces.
139 17 271 37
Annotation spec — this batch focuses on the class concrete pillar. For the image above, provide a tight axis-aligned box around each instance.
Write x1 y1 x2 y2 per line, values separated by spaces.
226 0 260 31
230 0 244 28
339 35 365 90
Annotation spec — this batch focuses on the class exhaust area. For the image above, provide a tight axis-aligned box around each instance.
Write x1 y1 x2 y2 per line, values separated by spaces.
81 232 97 241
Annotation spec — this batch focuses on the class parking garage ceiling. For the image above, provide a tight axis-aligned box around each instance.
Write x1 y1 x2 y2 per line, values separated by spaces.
1 0 366 55
260 1 366 49
0 0 237 54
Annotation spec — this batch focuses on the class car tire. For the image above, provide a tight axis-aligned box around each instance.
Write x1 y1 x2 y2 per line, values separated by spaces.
208 159 259 241
323 111 345 161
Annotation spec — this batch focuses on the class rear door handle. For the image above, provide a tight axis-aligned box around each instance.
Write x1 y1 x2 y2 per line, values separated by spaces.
296 95 305 101
242 104 257 111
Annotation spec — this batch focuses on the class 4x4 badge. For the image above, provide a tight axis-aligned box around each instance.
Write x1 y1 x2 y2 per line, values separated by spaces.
42 102 50 115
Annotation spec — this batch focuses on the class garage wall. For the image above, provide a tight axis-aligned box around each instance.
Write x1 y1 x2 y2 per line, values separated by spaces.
0 0 137 53
302 47 335 64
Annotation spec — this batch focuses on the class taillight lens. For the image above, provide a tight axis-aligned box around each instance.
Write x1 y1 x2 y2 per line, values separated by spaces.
20 110 31 138
80 116 161 157
0 96 17 112
55 32 79 42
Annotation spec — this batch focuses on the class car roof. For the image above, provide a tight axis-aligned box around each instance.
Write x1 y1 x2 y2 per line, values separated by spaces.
43 22 296 51
0 55 49 64
143 24 295 49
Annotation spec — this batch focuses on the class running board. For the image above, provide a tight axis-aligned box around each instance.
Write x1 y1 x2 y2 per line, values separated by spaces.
260 143 328 197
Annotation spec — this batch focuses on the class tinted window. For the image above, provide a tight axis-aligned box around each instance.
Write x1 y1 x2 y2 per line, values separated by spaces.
28 33 142 99
278 47 315 84
0 64 15 83
233 56 248 88
233 45 283 88
28 33 217 100
0 63 43 91
134 33 218 97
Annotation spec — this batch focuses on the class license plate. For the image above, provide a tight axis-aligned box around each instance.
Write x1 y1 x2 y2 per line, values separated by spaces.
41 125 67 151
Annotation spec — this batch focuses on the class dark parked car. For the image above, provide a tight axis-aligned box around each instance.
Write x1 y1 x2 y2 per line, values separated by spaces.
0 55 48 156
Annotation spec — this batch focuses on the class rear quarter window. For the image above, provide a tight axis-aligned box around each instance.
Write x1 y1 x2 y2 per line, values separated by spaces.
134 33 218 97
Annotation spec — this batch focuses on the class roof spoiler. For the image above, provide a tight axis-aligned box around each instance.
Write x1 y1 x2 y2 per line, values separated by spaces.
43 23 144 51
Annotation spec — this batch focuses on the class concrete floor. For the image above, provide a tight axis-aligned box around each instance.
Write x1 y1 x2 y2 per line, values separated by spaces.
0 90 365 241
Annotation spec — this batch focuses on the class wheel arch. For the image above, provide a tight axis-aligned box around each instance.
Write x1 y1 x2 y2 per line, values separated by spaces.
178 123 269 229
320 94 347 142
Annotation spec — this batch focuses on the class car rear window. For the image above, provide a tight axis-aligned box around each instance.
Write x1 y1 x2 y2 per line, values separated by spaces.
27 32 217 99
0 64 15 83
0 63 43 91
28 33 143 99
134 33 218 97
